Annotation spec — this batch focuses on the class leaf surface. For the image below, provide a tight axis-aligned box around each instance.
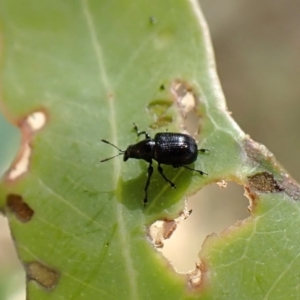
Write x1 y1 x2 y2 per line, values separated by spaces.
0 1 299 299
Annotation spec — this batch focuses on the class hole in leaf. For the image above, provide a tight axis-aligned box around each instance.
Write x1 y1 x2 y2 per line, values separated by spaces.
26 111 47 131
6 110 47 181
6 194 34 222
25 261 59 290
148 208 192 248
7 143 31 181
171 80 197 115
170 80 202 139
161 182 250 273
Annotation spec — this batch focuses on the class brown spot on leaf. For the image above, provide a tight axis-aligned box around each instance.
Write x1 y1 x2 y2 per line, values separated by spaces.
26 262 59 290
248 172 283 193
243 137 300 201
280 175 300 200
243 137 282 174
6 194 34 222
243 137 271 159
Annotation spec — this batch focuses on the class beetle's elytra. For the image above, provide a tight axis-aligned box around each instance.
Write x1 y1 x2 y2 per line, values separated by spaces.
101 124 208 205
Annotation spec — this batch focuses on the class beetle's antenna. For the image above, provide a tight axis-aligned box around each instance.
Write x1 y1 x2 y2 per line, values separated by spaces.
198 148 210 154
100 153 123 162
100 139 125 162
101 139 124 152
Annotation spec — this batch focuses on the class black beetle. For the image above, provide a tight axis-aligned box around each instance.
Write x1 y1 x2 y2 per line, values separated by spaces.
101 124 208 205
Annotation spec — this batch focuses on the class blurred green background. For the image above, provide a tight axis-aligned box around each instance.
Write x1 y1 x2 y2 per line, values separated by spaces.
1 1 300 299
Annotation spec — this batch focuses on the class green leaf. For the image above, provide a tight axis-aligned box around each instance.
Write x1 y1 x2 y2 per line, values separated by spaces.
1 0 299 299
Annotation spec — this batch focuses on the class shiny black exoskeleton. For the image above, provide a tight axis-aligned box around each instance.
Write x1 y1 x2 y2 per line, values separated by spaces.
101 124 208 205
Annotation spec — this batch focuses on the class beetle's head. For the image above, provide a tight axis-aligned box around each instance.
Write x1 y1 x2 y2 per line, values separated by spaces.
124 144 142 161
123 140 154 162
123 146 132 161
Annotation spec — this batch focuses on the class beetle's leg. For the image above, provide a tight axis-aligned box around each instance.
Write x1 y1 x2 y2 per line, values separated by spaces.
143 162 153 206
133 123 151 139
198 148 210 154
158 164 176 189
182 165 208 176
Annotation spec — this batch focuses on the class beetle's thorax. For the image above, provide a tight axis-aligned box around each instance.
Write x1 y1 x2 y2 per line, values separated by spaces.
124 139 155 163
